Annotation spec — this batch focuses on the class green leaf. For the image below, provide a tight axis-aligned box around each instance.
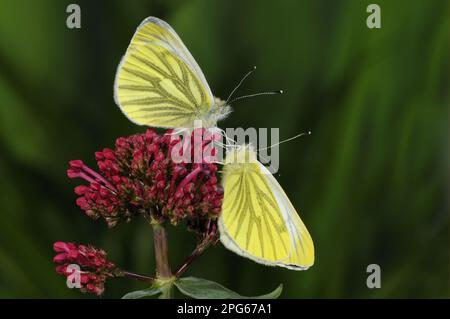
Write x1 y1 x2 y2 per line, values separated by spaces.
121 287 162 299
175 277 282 299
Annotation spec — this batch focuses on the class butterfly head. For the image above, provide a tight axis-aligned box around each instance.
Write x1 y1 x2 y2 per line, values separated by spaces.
201 97 231 128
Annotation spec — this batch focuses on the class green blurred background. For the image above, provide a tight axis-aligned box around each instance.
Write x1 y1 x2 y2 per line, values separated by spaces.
0 0 448 298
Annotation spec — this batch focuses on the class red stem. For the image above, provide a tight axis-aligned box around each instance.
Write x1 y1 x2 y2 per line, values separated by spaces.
121 271 154 283
175 238 211 278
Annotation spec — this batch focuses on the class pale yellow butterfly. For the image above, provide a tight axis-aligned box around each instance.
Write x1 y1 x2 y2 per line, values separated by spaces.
114 17 314 270
219 145 314 270
114 16 230 128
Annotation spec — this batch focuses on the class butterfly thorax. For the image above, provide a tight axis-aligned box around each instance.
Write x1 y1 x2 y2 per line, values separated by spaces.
224 146 258 172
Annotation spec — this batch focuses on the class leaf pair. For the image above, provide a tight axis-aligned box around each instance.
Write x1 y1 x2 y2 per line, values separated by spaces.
122 277 282 299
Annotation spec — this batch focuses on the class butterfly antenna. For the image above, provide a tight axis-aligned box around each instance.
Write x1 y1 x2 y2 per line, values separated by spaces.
228 90 283 105
258 131 311 151
226 66 257 103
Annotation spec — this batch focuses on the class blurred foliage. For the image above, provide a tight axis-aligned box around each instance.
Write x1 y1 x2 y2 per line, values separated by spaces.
0 0 448 298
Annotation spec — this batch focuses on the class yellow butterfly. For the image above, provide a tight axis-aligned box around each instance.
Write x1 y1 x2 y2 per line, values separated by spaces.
219 145 314 270
114 16 230 128
114 17 314 270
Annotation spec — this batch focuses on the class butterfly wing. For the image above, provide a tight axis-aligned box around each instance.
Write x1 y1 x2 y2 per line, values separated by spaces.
219 150 314 270
114 17 214 128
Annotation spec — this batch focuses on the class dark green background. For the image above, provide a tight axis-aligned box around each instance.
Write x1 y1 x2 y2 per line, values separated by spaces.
0 0 448 298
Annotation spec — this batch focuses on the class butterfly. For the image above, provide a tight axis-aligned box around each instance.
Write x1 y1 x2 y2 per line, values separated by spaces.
114 17 230 129
114 17 314 270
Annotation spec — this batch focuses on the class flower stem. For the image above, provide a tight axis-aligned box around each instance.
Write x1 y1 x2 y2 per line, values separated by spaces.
175 238 211 278
152 223 172 279
152 223 174 299
121 271 154 283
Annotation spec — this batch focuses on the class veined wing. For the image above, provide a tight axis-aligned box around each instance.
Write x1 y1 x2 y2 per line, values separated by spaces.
257 162 314 268
219 153 314 270
114 17 214 128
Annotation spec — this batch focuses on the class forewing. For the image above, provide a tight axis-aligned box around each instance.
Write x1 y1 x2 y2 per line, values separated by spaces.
219 160 314 270
114 17 214 128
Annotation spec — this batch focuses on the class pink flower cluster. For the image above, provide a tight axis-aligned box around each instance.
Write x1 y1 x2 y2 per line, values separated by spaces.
53 241 116 295
67 129 223 232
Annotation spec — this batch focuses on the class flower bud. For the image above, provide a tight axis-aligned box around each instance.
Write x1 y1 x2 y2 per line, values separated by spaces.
52 242 116 296
67 129 223 235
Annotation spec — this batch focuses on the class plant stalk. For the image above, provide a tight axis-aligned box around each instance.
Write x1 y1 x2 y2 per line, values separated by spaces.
152 223 174 299
175 238 212 278
152 223 172 279
121 271 153 283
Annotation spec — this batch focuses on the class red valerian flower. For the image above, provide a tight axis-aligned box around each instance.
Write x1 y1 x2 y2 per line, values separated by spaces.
53 241 116 295
67 129 223 234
